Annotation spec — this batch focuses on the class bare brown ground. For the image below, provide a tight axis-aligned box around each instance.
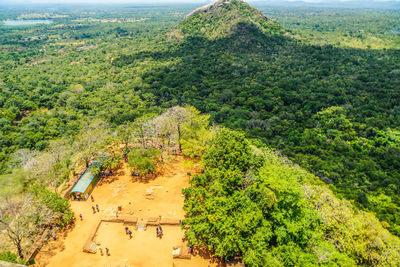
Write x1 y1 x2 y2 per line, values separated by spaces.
34 156 218 267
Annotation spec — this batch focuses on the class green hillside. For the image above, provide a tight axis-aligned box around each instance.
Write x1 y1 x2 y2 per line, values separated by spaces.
113 0 400 235
178 0 283 39
1 1 400 265
183 128 400 266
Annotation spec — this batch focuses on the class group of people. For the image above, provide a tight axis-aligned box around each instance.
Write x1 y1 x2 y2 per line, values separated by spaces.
91 195 100 214
125 227 133 239
92 204 99 214
100 170 112 177
156 226 163 238
76 195 99 222
98 247 110 256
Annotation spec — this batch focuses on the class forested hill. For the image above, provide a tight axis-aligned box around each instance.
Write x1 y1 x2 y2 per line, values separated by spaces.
178 0 283 39
1 1 400 265
114 0 400 235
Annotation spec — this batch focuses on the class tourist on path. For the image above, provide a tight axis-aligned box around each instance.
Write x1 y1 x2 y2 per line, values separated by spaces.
105 247 110 256
92 206 96 214
128 230 132 239
157 226 163 238
79 214 83 221
91 195 94 202
99 247 103 256
96 204 99 212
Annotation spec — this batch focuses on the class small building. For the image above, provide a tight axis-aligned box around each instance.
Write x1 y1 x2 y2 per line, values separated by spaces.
70 154 107 200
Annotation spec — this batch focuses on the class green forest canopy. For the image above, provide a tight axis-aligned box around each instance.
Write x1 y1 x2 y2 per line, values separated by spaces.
183 128 400 266
0 0 400 263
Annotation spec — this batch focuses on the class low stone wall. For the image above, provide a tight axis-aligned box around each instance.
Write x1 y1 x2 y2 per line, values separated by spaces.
160 218 181 225
146 217 160 225
82 220 103 253
172 245 191 259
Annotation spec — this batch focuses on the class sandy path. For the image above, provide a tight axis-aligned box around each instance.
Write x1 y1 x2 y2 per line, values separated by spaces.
35 157 217 267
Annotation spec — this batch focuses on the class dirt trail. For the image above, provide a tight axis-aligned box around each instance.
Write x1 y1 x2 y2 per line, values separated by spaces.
35 156 218 267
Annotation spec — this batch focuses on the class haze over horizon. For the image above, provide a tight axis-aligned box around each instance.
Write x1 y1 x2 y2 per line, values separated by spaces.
0 0 399 5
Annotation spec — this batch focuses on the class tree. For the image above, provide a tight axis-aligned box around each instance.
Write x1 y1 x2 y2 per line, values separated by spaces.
9 149 39 171
182 129 365 266
46 138 72 164
203 128 256 172
72 120 111 168
116 122 134 149
0 171 25 198
101 151 122 174
127 147 161 176
0 195 55 259
148 106 211 157
15 142 71 192
180 106 212 158
0 251 25 264
152 106 192 151
131 114 158 148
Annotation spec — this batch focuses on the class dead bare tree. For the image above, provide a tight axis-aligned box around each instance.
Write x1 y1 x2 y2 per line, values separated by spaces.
47 138 71 164
0 195 55 260
132 115 158 148
152 106 193 152
9 149 39 170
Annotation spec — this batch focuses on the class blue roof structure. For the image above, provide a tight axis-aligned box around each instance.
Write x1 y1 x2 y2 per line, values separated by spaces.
71 154 107 194
71 167 96 194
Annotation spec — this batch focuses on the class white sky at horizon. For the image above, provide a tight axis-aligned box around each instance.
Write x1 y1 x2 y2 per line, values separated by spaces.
0 0 399 4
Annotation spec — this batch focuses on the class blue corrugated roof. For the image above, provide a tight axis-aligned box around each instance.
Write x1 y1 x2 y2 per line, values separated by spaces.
71 167 96 194
71 154 107 194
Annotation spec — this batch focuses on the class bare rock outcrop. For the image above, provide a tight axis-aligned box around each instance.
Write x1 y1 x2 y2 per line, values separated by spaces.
185 0 245 19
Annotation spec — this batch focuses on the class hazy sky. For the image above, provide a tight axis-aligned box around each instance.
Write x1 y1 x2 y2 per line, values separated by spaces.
0 0 399 4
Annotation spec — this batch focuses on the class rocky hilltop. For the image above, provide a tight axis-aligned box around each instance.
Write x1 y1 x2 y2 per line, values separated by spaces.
185 0 250 19
178 0 282 39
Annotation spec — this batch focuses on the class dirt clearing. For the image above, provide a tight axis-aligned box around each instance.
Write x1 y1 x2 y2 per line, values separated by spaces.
34 156 217 267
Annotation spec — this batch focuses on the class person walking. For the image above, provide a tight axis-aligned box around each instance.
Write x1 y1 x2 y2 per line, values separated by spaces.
96 204 99 212
125 227 129 234
128 230 132 239
79 214 83 221
92 206 96 214
91 195 94 202
105 247 109 256
99 247 103 256
159 226 163 238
